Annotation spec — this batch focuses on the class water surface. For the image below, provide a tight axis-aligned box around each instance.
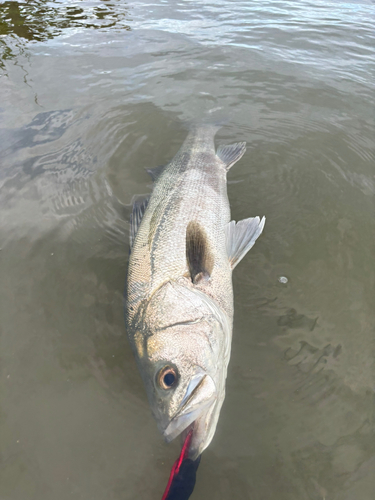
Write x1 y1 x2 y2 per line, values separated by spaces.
1 1 374 499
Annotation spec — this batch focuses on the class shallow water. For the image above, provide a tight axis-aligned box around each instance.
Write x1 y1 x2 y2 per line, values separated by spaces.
0 1 374 499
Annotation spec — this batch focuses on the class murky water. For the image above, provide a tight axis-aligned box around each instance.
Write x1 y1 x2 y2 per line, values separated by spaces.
1 1 374 499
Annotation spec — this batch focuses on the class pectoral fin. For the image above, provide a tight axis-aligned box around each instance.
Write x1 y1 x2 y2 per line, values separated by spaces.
146 165 166 182
186 221 214 284
216 142 246 170
130 195 150 248
225 216 265 269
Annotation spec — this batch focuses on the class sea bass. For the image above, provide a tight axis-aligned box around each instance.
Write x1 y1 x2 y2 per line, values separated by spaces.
125 126 265 460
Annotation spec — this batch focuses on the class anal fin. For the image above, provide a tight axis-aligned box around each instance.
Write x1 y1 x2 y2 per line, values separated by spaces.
225 216 265 269
216 142 246 170
130 195 150 248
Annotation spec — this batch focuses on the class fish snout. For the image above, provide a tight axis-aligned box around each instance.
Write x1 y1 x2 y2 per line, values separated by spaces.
162 370 217 458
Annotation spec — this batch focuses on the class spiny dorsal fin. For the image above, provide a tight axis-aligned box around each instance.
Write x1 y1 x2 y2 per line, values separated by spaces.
225 216 265 269
186 221 214 284
146 165 166 182
216 142 246 170
130 195 150 248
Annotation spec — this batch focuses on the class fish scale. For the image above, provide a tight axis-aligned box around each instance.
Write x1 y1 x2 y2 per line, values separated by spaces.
129 127 232 319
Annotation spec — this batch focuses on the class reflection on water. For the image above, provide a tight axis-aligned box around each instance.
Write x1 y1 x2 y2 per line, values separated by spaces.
0 0 130 68
0 0 374 499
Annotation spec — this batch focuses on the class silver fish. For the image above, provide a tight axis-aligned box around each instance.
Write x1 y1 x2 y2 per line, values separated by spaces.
125 126 265 460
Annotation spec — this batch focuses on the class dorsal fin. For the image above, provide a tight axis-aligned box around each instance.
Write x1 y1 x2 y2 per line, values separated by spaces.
216 142 246 170
225 216 265 269
146 165 166 182
130 195 150 248
186 221 214 284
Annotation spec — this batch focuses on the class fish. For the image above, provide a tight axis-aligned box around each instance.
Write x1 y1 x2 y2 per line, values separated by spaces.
125 125 265 462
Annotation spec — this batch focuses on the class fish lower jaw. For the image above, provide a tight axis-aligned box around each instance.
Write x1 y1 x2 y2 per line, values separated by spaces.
163 406 202 444
163 415 203 460
165 414 212 461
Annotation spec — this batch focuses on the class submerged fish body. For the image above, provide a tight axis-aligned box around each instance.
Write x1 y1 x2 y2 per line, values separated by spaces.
126 126 265 459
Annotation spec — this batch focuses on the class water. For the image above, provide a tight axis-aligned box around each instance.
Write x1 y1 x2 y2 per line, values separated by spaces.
0 1 374 499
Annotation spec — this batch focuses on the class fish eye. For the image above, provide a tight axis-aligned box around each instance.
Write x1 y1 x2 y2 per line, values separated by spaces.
157 366 178 390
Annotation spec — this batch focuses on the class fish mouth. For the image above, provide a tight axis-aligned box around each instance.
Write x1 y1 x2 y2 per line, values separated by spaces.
163 370 216 456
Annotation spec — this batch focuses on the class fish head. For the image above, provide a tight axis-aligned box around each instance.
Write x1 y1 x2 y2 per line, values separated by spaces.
140 320 227 460
134 281 231 460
